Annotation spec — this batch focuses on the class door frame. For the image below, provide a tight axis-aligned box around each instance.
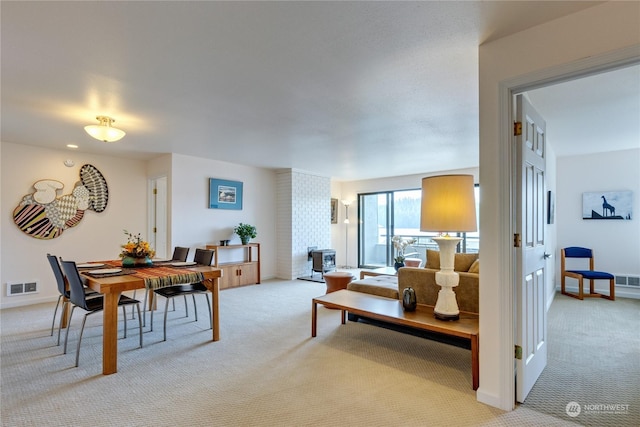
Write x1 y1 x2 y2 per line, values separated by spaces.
498 46 639 410
148 175 168 260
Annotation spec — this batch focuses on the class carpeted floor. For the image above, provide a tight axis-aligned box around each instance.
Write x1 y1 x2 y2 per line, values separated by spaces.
1 279 636 426
521 294 640 426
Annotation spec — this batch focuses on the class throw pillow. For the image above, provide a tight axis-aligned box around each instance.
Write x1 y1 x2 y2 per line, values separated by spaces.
454 253 479 272
426 249 440 269
468 259 480 274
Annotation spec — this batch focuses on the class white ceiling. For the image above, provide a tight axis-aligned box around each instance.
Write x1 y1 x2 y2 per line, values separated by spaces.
2 1 637 181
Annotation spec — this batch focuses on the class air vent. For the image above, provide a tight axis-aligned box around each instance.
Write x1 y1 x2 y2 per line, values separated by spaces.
6 281 38 296
616 276 627 285
614 275 639 287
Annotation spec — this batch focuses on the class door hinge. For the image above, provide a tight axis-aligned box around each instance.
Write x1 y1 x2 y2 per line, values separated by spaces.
153 227 157 233
153 188 157 195
515 345 523 360
514 233 521 247
514 122 522 136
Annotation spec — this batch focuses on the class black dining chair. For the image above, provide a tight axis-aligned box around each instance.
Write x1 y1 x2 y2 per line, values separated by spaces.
137 246 190 328
151 248 214 341
60 260 143 367
47 254 99 345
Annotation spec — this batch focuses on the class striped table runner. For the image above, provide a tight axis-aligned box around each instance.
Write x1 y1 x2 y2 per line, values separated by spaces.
101 260 205 290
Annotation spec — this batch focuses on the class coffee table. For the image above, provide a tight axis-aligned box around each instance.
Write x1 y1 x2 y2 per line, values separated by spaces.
311 289 479 390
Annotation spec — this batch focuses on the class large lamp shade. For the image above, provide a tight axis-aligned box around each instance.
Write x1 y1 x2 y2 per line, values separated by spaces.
421 175 477 233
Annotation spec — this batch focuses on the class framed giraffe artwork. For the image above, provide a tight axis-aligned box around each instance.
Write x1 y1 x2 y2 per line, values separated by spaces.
582 191 633 220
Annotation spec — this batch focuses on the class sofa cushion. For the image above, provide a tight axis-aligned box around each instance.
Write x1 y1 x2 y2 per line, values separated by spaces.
426 249 440 269
347 275 399 299
425 249 479 272
456 253 479 272
468 259 480 273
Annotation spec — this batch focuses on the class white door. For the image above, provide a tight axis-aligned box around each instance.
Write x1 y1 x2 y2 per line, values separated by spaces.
515 94 548 402
150 176 168 260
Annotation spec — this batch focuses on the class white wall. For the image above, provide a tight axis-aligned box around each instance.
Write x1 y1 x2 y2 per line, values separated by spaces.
1 142 147 308
332 167 479 267
0 145 279 309
479 1 640 411
545 143 557 308
275 170 331 280
169 153 277 278
556 148 640 298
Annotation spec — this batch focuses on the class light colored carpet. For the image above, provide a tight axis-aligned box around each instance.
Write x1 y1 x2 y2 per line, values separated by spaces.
0 279 611 426
521 294 640 426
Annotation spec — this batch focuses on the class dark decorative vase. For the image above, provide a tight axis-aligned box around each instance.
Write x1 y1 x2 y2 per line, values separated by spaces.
394 261 405 272
122 256 153 268
402 287 417 312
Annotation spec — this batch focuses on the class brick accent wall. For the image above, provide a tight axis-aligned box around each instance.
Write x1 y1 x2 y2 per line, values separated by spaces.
276 169 331 279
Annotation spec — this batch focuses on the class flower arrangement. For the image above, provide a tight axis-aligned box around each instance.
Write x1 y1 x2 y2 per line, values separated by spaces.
233 223 257 245
392 236 416 263
120 230 155 259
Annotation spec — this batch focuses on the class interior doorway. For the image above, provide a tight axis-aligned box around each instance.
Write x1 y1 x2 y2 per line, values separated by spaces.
505 51 640 404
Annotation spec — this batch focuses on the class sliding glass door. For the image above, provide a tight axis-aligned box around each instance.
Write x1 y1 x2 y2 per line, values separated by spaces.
358 186 479 269
359 193 391 267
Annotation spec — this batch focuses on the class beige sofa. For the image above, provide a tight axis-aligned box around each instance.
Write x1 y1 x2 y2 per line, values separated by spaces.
347 250 480 314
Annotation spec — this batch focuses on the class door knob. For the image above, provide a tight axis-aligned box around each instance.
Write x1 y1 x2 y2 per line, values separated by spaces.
544 253 552 259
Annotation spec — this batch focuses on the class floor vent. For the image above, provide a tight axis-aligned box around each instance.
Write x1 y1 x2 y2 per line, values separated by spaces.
5 281 38 296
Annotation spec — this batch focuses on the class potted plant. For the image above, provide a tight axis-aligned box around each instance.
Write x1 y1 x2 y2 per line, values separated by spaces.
234 223 257 245
392 235 416 271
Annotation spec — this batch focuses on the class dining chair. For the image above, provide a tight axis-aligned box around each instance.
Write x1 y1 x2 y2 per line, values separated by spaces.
60 260 143 367
47 254 99 345
132 246 190 324
561 247 615 301
151 248 214 341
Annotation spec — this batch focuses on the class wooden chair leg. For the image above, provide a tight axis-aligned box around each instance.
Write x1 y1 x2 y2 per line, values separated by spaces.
608 278 615 301
578 277 584 300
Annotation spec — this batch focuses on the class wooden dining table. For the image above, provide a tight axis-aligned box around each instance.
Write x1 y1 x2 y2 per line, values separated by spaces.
81 263 222 375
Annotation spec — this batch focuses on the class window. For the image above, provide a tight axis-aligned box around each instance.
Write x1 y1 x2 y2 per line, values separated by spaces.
357 186 479 268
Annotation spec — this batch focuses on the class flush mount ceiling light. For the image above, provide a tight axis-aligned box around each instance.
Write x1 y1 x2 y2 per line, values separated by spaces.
84 116 125 142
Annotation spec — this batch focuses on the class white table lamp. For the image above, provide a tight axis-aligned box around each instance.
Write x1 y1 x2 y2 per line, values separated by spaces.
420 175 477 320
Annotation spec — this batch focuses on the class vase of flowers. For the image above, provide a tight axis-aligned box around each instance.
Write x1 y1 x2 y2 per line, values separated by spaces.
392 235 416 271
120 230 155 267
234 223 257 245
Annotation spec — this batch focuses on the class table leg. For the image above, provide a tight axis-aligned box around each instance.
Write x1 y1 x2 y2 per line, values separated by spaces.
211 278 220 342
103 291 121 375
311 300 317 337
147 290 157 311
341 309 346 324
60 296 71 328
471 334 479 390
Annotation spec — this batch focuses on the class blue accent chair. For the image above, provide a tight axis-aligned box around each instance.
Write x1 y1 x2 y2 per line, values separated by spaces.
561 247 614 301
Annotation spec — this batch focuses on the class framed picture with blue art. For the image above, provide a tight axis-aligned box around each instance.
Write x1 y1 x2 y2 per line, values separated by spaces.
209 178 243 210
582 190 632 220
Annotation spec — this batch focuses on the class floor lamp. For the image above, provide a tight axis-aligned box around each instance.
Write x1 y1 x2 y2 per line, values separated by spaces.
420 175 477 320
342 200 351 268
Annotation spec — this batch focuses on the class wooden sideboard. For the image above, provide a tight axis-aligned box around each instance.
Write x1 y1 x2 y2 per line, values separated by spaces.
205 243 261 289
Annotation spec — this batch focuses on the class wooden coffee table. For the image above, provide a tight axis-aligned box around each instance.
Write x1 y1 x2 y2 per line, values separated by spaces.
311 289 479 390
